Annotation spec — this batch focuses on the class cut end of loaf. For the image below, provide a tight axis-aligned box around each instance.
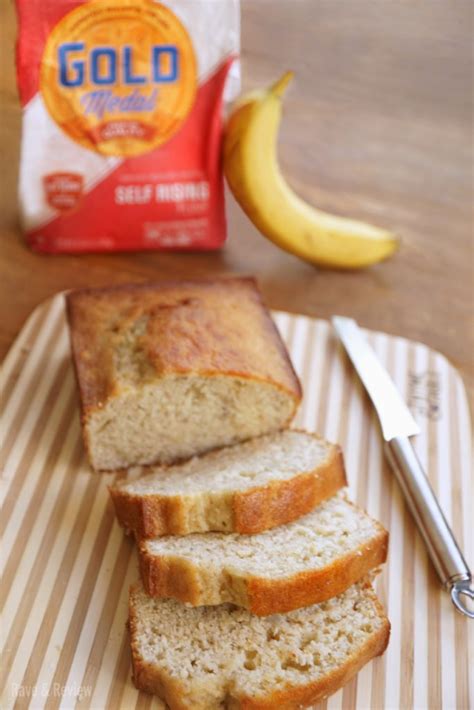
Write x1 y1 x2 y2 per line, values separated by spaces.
87 375 297 471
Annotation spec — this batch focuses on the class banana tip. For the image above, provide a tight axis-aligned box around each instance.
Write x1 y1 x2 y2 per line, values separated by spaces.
271 70 294 97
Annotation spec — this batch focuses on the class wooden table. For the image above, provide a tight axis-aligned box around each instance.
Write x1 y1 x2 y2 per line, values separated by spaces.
1 1 472 408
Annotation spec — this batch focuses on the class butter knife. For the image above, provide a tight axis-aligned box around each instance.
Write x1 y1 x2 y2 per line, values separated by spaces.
332 315 473 619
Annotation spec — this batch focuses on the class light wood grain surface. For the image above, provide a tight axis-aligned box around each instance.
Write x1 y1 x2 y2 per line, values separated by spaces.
1 0 472 407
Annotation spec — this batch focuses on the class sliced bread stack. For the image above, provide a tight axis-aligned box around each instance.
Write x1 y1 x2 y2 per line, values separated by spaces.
110 430 390 708
66 279 390 708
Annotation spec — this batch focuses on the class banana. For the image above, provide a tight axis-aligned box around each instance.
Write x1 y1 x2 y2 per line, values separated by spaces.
223 72 399 269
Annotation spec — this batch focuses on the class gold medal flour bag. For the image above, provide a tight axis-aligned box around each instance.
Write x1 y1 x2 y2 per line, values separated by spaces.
15 0 240 252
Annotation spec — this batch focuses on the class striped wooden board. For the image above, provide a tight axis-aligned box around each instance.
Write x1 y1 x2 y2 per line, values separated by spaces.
1 293 472 710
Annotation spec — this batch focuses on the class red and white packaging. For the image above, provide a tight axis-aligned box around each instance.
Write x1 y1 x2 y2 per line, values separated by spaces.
15 0 240 253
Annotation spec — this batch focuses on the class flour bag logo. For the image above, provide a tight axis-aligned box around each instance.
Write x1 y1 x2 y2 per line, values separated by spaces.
43 173 84 212
40 0 197 156
15 0 240 252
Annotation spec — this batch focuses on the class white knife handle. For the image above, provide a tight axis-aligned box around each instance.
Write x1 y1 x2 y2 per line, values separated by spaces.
385 436 474 619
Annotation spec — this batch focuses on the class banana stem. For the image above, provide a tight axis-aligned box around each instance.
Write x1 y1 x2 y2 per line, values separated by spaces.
271 71 294 97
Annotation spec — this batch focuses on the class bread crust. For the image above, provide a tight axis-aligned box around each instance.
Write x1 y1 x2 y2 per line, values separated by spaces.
233 446 346 534
138 522 388 615
65 277 301 418
108 435 346 538
246 526 388 615
128 582 390 710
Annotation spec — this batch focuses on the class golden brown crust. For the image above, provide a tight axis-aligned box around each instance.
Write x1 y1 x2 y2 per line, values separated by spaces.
246 526 388 615
233 446 346 534
139 547 208 605
138 523 389 615
109 488 189 538
65 277 302 418
108 436 346 538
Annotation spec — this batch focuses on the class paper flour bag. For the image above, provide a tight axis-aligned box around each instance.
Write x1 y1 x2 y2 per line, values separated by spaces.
15 0 240 252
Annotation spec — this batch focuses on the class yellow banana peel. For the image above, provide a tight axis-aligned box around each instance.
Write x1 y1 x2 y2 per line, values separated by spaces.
223 71 399 269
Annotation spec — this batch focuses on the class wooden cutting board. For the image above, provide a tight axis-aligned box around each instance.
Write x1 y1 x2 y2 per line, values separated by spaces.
1 293 472 710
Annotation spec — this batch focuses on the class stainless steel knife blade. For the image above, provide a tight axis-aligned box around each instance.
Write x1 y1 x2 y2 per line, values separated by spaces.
332 316 420 441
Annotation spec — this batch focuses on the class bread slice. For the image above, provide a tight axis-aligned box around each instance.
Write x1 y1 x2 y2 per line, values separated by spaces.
139 495 388 615
129 579 390 709
66 278 301 472
109 430 346 538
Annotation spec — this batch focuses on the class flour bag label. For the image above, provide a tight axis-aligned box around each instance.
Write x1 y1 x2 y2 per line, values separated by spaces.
15 0 240 252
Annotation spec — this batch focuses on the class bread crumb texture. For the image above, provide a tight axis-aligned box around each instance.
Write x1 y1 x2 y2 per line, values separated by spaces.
118 430 335 496
129 580 390 709
143 495 381 577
